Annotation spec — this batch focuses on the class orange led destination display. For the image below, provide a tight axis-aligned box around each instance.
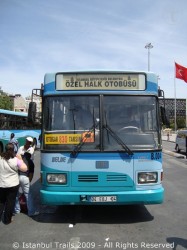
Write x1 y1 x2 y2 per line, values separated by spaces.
56 73 146 91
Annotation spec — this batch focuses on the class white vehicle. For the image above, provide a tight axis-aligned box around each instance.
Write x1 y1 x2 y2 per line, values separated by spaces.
175 130 187 153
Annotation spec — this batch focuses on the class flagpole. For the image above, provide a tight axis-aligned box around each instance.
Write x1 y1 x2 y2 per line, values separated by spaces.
174 78 177 132
174 63 177 132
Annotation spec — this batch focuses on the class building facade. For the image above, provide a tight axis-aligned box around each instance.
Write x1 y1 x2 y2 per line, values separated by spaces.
159 98 187 128
11 94 42 114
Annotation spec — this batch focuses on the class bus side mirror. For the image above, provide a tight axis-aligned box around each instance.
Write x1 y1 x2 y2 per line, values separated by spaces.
158 89 164 97
28 102 37 123
160 106 169 127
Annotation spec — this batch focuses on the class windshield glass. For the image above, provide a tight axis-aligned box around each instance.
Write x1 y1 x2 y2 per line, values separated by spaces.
43 95 160 151
103 96 160 150
43 96 100 151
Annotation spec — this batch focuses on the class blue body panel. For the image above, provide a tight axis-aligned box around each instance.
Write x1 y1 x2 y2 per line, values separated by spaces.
0 129 41 149
41 188 164 205
40 151 164 205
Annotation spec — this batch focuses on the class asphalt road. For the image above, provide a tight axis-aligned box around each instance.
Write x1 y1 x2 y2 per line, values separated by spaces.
0 146 187 250
162 140 176 153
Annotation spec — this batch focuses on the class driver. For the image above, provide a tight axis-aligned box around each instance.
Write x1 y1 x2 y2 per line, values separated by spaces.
126 109 140 127
117 108 140 132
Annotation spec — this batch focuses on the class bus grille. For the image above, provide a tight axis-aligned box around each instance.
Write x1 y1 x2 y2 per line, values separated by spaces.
77 174 127 182
107 174 127 182
78 175 98 182
74 173 133 187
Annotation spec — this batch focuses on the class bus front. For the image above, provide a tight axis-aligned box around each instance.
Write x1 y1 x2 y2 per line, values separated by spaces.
40 72 164 205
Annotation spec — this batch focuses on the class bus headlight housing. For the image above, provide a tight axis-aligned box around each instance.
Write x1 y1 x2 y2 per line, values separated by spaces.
138 172 157 184
47 173 67 184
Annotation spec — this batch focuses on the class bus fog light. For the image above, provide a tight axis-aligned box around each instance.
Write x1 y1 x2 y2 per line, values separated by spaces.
47 173 67 184
138 172 157 184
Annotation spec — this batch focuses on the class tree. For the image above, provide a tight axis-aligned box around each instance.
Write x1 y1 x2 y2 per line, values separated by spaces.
0 94 13 110
177 117 186 129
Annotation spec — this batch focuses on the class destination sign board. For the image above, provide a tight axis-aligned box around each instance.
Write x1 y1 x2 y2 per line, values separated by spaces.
56 73 146 91
45 132 94 145
45 134 81 145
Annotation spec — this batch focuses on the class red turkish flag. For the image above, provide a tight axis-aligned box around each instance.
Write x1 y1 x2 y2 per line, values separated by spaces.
175 62 187 83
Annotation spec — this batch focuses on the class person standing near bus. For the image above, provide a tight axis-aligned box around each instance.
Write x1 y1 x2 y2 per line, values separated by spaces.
9 133 19 154
18 137 35 182
0 143 27 224
14 137 38 216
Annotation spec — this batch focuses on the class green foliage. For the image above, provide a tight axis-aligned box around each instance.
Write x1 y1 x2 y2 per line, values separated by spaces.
168 117 186 130
0 95 13 110
169 122 175 130
177 117 186 129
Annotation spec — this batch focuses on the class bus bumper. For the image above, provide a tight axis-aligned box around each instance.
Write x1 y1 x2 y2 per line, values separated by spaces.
40 188 164 205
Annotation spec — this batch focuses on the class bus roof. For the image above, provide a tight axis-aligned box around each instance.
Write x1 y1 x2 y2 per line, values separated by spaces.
44 71 158 95
0 109 27 117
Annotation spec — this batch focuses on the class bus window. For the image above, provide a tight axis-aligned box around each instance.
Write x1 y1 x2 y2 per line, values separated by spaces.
103 96 159 151
43 96 100 151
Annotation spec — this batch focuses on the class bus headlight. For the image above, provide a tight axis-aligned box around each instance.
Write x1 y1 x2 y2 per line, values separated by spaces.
138 172 157 184
47 173 67 184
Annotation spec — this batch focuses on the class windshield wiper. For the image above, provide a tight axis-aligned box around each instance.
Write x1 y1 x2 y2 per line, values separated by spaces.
103 124 133 156
70 109 98 157
70 122 98 157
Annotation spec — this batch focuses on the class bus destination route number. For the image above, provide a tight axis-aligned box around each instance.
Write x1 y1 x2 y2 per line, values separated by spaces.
151 152 162 160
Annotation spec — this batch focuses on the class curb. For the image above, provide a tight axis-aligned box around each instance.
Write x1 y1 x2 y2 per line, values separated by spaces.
163 149 185 159
162 139 175 143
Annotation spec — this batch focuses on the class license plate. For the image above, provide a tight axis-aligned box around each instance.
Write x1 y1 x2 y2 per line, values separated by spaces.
89 196 117 202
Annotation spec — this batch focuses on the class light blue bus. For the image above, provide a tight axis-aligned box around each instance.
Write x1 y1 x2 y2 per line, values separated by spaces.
33 71 164 205
0 109 41 152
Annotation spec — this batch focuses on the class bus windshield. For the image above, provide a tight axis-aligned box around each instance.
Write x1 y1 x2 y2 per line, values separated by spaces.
43 95 160 151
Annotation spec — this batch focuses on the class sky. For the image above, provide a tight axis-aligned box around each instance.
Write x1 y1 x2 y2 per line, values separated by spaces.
0 0 187 98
